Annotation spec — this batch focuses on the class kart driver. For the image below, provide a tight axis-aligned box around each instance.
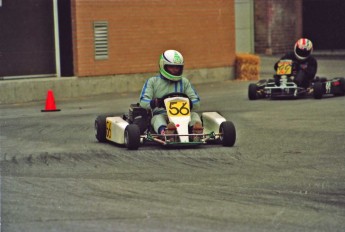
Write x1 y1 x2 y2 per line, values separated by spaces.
139 49 203 140
274 38 317 88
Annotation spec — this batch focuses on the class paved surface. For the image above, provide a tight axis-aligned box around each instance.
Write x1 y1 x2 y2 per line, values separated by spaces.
1 68 345 231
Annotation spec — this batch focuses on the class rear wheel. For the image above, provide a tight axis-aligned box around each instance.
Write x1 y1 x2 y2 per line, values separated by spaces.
313 82 324 99
248 84 258 100
124 124 141 150
95 115 107 142
338 78 345 96
219 121 236 147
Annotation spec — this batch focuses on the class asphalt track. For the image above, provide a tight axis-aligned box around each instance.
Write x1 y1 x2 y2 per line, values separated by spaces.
1 57 345 232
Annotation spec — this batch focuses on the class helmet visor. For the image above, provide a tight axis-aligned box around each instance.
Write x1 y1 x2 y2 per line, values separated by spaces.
164 65 183 76
296 47 311 59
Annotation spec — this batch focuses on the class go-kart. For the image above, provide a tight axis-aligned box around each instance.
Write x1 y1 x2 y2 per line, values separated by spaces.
248 59 345 100
95 92 236 150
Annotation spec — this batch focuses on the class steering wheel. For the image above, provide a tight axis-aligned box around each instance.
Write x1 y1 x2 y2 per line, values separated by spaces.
160 92 192 109
161 92 189 101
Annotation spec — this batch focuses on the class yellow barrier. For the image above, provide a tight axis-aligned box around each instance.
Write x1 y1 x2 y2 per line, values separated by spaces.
235 54 260 81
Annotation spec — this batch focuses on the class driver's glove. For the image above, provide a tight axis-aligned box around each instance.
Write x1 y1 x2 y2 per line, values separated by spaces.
150 98 163 109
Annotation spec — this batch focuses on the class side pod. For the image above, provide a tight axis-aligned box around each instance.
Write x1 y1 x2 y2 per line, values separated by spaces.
106 117 129 144
202 112 226 134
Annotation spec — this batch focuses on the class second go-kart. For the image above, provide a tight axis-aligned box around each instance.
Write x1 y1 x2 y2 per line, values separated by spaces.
95 92 236 150
248 59 345 100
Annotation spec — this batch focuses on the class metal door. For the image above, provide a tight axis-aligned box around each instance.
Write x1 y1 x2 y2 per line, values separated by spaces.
0 0 55 78
303 0 345 50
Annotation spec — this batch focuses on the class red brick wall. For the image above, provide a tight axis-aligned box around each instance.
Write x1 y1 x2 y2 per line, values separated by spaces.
71 0 236 77
254 0 302 54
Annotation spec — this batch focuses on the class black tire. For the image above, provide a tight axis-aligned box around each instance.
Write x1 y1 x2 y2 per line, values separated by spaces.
331 77 345 96
248 83 258 100
313 82 324 99
124 124 141 150
95 115 107 142
339 77 345 95
219 121 236 147
319 77 328 82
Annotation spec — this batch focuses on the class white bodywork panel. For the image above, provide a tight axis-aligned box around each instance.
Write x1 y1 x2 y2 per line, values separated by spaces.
106 116 129 144
164 97 191 142
172 116 190 142
202 112 226 134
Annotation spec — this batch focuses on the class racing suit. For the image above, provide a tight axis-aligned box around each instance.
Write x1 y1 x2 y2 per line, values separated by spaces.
139 74 201 133
274 51 318 88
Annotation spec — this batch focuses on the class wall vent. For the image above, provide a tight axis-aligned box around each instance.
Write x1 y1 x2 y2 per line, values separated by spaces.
93 21 109 60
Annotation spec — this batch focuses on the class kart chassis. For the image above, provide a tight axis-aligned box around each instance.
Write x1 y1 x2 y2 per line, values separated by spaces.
95 94 236 150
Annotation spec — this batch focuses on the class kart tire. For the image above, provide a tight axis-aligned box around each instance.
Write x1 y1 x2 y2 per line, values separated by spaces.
339 77 345 95
95 115 107 142
319 77 328 82
219 121 236 147
248 84 258 100
313 82 324 99
124 124 141 150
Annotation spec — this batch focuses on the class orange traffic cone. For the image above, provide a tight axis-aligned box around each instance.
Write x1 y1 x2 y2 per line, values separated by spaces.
41 90 61 112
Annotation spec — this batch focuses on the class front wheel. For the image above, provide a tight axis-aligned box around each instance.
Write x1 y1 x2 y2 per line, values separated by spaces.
313 82 324 99
95 115 107 142
124 124 141 150
248 83 258 100
219 121 236 147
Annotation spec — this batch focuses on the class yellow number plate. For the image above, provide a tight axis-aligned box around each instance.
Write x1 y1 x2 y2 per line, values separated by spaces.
167 100 190 117
276 61 292 75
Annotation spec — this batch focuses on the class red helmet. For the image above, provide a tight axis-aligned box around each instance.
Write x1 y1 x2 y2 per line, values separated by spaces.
294 38 313 60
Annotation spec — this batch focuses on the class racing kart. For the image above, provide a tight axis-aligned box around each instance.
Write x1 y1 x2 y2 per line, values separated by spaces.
248 59 345 100
95 92 236 150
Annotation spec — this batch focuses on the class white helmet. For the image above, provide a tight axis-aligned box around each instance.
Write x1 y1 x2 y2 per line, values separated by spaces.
159 50 184 81
294 38 313 60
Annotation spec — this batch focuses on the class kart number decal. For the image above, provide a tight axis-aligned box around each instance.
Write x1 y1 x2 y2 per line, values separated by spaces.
167 100 190 117
106 120 112 139
276 61 292 75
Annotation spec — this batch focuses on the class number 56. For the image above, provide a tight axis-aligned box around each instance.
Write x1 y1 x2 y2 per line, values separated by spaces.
168 101 190 116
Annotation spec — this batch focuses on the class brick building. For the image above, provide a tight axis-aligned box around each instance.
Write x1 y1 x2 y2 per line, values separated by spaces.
254 0 302 54
1 0 344 79
72 0 236 77
254 0 345 54
1 0 236 80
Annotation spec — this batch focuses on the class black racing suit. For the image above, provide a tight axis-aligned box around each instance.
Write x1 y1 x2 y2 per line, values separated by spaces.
274 52 318 88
